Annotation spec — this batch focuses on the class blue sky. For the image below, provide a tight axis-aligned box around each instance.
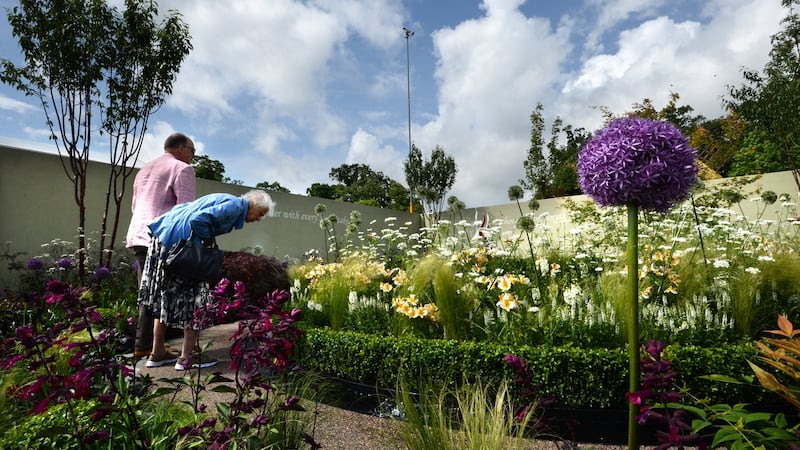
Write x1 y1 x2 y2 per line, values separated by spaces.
0 0 786 207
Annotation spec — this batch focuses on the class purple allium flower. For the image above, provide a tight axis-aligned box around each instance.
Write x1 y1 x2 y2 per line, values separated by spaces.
26 258 44 270
94 266 111 281
57 257 74 269
578 117 698 213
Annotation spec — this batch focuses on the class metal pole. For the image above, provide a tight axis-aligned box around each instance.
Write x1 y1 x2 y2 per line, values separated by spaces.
403 27 414 156
403 27 414 213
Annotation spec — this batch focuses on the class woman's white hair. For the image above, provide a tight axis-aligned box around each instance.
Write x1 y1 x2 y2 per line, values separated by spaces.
242 189 276 216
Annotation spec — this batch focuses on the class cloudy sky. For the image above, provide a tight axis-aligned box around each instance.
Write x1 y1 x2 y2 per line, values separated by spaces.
0 0 787 207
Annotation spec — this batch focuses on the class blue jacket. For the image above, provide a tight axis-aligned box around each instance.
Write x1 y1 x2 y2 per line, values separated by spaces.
148 193 248 250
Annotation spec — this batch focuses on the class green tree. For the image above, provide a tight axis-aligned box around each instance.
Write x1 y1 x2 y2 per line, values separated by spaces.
626 93 705 134
306 164 410 211
306 182 341 200
0 0 191 277
255 181 290 193
727 127 786 176
405 145 457 220
727 0 800 188
520 104 591 199
192 154 226 182
403 144 425 213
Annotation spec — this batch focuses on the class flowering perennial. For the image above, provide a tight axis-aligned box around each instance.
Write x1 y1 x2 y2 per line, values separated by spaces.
578 117 698 213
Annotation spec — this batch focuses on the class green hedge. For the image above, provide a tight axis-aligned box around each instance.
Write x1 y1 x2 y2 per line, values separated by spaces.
296 329 770 409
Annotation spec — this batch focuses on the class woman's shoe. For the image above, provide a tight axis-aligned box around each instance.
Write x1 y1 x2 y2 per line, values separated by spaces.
174 354 218 370
145 352 179 368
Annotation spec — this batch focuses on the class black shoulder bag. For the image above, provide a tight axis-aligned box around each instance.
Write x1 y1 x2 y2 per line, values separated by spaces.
164 231 224 282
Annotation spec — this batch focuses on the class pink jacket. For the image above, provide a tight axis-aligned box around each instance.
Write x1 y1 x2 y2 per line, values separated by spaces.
126 152 196 248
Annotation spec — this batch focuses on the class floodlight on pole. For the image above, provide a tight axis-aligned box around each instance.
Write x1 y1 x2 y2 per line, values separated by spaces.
403 26 414 213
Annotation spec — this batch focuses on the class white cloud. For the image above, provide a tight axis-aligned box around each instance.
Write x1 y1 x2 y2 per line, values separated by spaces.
311 0 406 49
557 0 784 134
0 95 35 113
584 0 666 53
345 129 404 180
408 0 572 206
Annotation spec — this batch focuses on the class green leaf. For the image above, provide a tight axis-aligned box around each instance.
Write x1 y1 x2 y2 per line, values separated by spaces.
210 385 238 394
712 429 742 447
216 401 232 419
691 419 713 432
672 403 706 420
774 412 788 428
744 412 773 424
701 374 749 384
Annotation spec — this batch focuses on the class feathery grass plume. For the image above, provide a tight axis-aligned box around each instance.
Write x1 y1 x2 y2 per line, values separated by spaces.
401 255 471 339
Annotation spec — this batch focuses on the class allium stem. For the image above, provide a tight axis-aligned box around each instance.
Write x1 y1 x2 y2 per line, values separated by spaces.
627 202 641 450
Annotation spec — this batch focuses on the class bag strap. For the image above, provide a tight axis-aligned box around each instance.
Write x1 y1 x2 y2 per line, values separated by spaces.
189 229 218 247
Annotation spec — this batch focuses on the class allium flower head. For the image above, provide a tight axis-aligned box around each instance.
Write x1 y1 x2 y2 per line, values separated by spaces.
578 117 698 213
93 266 111 281
27 258 44 270
57 257 74 269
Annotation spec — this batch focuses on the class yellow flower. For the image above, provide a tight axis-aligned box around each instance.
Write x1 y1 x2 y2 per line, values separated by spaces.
496 292 519 311
496 275 513 291
393 270 408 286
407 294 418 305
380 282 393 293
474 275 490 285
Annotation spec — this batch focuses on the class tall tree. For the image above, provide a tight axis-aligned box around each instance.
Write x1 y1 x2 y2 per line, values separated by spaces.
1 0 191 277
306 164 410 210
520 104 591 199
404 144 457 220
192 154 226 181
404 144 425 213
727 0 800 189
255 181 290 193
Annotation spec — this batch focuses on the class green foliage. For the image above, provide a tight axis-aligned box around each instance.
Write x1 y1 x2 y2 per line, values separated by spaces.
306 163 410 211
404 144 458 219
1 400 102 449
727 0 800 187
192 154 226 181
401 255 473 340
520 103 592 199
727 127 787 176
255 180 290 193
684 402 799 450
298 329 766 410
397 379 545 450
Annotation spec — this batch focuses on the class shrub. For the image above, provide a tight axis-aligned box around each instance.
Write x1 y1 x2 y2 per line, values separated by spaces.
297 328 768 410
221 250 291 301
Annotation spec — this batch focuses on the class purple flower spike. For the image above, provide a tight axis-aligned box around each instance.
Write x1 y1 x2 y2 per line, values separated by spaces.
578 117 698 213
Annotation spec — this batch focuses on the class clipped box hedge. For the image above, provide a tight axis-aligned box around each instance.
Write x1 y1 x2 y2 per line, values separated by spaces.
296 329 770 410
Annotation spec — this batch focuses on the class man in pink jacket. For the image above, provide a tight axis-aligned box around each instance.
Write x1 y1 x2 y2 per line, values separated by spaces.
126 132 197 361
